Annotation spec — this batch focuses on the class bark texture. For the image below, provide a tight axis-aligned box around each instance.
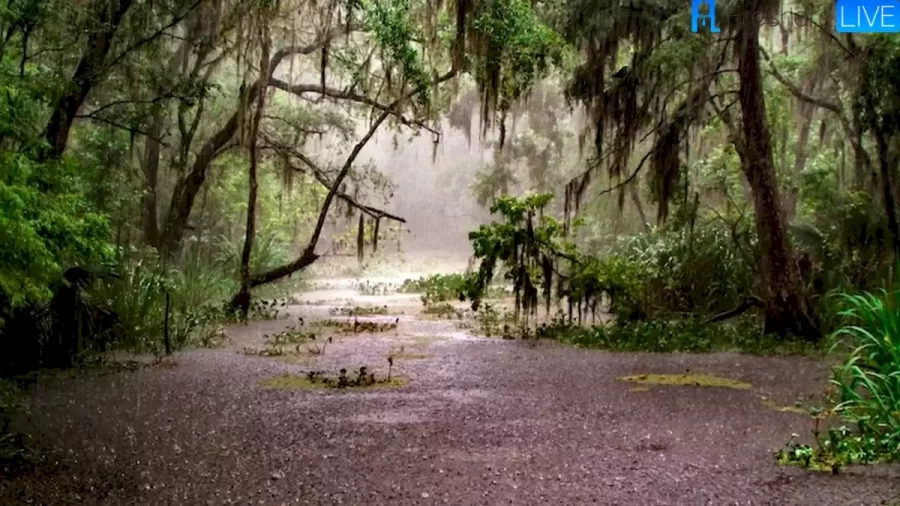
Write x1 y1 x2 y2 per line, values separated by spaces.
735 0 819 340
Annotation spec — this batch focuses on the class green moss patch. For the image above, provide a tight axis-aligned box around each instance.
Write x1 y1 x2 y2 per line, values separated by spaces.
259 373 408 391
761 398 809 415
391 352 431 360
618 373 753 390
260 374 328 390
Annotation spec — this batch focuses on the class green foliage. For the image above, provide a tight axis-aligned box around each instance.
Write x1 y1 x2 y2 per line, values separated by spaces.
568 254 646 321
857 35 900 135
398 273 480 305
469 0 566 119
363 0 430 103
791 192 891 294
615 219 757 316
465 193 561 313
830 290 900 455
0 153 113 310
94 257 233 353
777 286 900 472
545 316 813 355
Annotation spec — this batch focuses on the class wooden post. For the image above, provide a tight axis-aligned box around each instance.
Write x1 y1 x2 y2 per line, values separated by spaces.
357 213 365 264
373 217 380 254
163 292 172 356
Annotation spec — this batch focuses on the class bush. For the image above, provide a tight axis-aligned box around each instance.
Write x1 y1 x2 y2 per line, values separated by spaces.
615 219 756 316
399 273 500 306
829 290 900 460
777 287 900 471
545 316 813 355
94 257 234 353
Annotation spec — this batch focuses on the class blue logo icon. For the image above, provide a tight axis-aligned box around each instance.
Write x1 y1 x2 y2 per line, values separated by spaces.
836 0 900 33
692 0 720 32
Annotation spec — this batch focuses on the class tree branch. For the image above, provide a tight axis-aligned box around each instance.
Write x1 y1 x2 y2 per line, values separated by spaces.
74 112 168 145
269 79 440 136
101 0 204 74
264 141 406 223
161 24 364 251
760 48 841 114
250 109 393 288
249 67 459 287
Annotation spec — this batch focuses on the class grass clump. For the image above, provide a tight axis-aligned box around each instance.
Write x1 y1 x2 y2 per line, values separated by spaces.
421 302 463 319
777 288 900 472
329 305 389 317
261 367 407 391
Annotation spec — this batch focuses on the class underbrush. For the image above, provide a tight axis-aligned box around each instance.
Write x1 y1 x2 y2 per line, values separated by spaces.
537 315 817 355
777 288 900 472
0 378 27 462
399 273 506 306
0 250 308 375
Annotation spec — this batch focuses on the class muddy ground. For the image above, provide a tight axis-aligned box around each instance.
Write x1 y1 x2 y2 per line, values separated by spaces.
2 263 899 505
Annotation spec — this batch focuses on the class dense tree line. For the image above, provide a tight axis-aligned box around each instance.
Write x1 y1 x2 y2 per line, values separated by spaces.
1 0 899 370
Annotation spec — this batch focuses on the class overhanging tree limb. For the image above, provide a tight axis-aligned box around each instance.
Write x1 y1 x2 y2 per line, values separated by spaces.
160 24 362 254
760 47 872 177
249 68 458 288
262 141 407 223
268 79 441 136
249 108 393 288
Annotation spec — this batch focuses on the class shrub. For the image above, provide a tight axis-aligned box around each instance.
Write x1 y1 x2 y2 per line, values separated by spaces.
776 287 900 471
399 273 499 306
615 219 756 316
545 316 813 355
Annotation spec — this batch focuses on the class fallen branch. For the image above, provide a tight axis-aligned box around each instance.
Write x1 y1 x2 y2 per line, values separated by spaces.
701 296 763 325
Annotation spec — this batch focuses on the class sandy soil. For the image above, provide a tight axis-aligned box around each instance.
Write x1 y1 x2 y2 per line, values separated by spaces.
2 270 899 506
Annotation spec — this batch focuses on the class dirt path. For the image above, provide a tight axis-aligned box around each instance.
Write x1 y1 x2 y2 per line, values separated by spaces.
2 273 899 505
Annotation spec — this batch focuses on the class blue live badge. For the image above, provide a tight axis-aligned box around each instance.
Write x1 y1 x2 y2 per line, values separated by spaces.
836 0 900 32
692 0 720 33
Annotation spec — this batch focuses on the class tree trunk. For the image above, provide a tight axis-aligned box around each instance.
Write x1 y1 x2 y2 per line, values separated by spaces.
786 97 815 222
735 0 820 340
232 30 271 317
875 126 900 263
42 0 135 160
141 111 164 248
630 182 651 231
160 109 241 257
373 217 381 253
356 213 365 264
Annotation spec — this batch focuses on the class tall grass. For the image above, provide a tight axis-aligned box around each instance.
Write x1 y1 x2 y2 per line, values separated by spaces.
829 290 900 460
776 286 900 471
95 255 237 352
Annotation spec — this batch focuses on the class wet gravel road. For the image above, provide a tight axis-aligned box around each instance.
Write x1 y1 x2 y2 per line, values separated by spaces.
2 277 899 506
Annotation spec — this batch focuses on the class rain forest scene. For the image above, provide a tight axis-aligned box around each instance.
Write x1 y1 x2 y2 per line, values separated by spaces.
1 0 899 503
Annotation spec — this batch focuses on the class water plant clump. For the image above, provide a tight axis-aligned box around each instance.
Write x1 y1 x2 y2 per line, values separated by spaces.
260 367 407 391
